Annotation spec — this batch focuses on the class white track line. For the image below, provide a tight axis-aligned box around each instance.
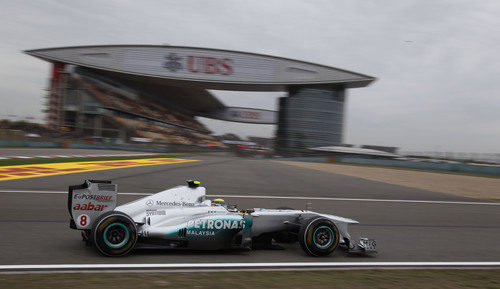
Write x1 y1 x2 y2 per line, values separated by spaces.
0 190 68 194
207 194 500 206
0 190 153 196
1 262 499 271
0 190 498 206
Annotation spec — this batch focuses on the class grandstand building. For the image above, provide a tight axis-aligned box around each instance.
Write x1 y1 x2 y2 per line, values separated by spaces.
25 45 375 152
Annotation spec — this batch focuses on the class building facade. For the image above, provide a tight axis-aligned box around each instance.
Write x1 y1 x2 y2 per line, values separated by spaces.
276 87 346 155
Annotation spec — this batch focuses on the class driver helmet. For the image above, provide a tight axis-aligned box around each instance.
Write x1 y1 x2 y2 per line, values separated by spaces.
211 198 226 207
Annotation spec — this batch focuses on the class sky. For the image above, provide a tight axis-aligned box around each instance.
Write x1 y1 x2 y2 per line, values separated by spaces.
0 0 499 153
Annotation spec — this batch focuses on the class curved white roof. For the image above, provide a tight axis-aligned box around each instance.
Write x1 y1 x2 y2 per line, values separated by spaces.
310 146 400 158
25 45 375 91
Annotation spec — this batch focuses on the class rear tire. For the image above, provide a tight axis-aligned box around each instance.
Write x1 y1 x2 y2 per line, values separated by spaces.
92 211 137 257
299 217 339 256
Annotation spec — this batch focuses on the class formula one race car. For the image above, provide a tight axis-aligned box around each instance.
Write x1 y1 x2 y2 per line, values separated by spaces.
68 180 376 257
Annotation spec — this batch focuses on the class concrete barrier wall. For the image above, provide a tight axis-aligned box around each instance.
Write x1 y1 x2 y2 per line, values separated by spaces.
277 156 500 176
277 157 329 163
0 140 223 154
0 140 62 148
336 157 500 176
69 143 168 153
70 143 221 153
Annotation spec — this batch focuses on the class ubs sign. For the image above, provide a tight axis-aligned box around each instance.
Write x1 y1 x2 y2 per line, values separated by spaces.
208 107 277 124
163 53 233 76
123 48 274 81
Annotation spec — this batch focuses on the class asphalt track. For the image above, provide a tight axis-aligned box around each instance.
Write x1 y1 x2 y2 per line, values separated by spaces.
0 151 499 267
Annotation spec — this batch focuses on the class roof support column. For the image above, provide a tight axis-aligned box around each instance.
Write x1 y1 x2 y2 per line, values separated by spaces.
275 86 346 156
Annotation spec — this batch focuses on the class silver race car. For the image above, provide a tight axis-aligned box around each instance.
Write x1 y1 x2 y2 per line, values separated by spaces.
68 180 377 257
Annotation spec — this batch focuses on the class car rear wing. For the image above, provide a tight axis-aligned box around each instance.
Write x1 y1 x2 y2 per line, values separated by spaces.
68 180 117 230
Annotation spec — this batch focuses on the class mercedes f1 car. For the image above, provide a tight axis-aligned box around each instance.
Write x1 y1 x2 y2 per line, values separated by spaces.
68 180 376 257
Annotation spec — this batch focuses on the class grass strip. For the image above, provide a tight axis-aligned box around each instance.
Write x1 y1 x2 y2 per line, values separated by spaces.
0 269 498 289
0 154 190 167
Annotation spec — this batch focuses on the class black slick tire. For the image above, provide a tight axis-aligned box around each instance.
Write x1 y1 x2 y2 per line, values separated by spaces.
299 217 340 256
91 211 137 257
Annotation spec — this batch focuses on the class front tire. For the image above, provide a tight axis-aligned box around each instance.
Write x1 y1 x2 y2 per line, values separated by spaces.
92 211 137 256
299 217 339 256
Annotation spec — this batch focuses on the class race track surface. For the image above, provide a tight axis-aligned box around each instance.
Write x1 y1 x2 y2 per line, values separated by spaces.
0 152 498 265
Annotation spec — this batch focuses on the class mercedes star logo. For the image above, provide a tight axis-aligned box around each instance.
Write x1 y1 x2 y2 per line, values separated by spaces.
146 199 154 207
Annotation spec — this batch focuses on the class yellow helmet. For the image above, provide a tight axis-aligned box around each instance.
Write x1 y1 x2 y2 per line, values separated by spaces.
211 198 225 207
